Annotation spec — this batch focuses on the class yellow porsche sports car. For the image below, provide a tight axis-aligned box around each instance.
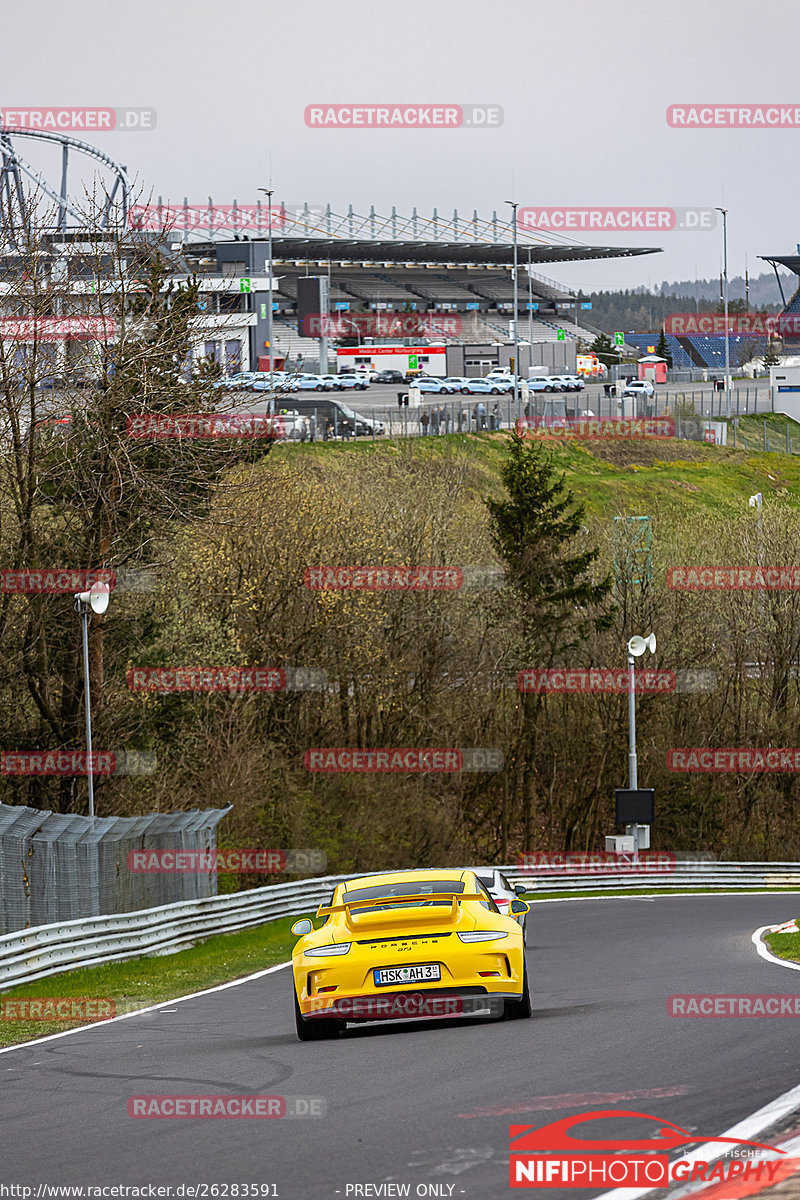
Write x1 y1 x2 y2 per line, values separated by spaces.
290 868 531 1040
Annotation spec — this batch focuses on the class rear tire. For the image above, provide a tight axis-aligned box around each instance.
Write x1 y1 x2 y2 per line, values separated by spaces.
294 988 344 1041
504 960 532 1021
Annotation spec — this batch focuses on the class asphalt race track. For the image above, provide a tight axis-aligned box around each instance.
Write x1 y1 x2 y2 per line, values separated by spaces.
4 894 800 1199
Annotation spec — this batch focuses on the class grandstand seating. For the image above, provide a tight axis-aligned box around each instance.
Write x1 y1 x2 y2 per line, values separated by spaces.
340 275 421 303
620 332 751 371
623 333 694 371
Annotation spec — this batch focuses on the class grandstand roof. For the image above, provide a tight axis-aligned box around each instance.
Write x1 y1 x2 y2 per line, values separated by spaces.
194 238 660 269
760 256 800 272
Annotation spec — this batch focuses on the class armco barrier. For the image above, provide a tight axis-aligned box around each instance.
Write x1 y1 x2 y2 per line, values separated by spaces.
1 861 800 991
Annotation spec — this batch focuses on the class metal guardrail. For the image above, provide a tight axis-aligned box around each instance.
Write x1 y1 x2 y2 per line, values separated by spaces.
2 862 799 991
505 861 800 893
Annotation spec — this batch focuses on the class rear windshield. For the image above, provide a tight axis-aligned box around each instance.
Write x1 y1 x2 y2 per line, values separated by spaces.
474 872 494 888
342 879 465 907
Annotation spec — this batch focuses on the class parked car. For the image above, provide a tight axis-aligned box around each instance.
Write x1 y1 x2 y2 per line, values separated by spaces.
337 373 369 391
213 371 261 390
526 377 559 393
622 380 655 398
370 369 406 384
457 378 507 395
284 374 333 392
618 376 657 400
408 377 455 394
252 372 290 392
552 374 586 392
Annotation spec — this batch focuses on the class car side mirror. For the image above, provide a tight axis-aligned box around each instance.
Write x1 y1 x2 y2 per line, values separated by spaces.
291 919 313 937
514 883 527 896
510 899 530 915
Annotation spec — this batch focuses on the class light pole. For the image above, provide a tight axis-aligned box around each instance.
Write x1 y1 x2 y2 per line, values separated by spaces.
716 207 731 418
258 187 275 392
626 631 656 858
506 200 519 414
528 246 533 344
74 580 111 818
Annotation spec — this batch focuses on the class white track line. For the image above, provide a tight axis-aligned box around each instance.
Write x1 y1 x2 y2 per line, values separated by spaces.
752 925 800 972
0 961 291 1056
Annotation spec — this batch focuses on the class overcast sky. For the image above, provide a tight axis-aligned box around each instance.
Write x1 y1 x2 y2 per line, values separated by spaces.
3 0 798 293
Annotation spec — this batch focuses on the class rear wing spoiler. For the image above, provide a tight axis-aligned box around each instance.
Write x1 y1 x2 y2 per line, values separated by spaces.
316 891 485 918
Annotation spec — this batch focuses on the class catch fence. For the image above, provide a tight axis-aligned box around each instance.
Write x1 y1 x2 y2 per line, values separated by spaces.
0 801 230 934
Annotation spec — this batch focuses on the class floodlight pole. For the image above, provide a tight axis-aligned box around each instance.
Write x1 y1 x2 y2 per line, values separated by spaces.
75 595 96 819
716 207 731 418
259 187 275 392
626 634 655 861
506 200 519 416
528 247 533 344
627 645 638 792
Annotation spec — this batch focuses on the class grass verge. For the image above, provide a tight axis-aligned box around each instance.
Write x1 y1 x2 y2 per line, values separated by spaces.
0 913 312 1049
763 926 800 962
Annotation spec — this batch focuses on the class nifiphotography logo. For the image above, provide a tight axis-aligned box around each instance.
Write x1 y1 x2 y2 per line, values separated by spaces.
508 1109 784 1188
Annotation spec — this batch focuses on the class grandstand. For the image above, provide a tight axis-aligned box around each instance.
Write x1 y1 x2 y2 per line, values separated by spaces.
179 208 661 370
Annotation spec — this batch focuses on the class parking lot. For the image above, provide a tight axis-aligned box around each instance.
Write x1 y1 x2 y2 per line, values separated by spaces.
228 375 774 439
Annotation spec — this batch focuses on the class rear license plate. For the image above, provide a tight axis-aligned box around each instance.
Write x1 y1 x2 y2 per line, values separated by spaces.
373 964 441 986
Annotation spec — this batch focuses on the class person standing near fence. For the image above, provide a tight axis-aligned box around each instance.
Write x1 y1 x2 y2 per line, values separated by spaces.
421 409 429 436
430 407 440 435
